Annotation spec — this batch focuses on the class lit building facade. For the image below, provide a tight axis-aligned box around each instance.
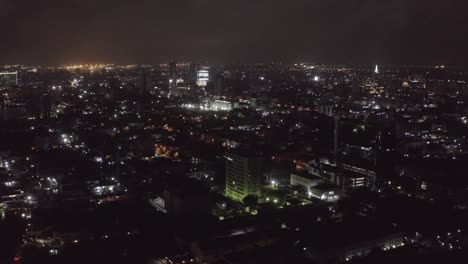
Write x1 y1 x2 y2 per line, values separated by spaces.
0 72 18 88
196 69 209 87
225 151 264 202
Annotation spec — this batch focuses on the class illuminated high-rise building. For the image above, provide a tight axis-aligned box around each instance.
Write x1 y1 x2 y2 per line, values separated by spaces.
225 150 264 202
196 69 209 87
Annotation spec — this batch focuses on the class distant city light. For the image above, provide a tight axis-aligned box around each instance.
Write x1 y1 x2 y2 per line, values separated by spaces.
71 78 80 87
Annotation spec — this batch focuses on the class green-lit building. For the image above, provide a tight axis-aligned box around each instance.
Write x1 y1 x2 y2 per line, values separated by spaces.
0 72 18 88
225 150 264 202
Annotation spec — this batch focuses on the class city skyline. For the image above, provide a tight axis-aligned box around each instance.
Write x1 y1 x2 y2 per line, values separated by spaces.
1 1 468 264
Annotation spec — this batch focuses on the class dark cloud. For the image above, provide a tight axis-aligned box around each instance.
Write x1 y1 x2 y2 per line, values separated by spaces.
0 0 467 65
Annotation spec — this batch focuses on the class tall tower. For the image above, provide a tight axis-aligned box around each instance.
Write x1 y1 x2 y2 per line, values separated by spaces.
225 150 264 202
373 65 379 89
139 71 152 94
188 63 198 83
169 61 178 95
39 93 52 119
213 74 225 95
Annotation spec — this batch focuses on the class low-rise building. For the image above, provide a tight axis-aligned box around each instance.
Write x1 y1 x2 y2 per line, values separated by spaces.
290 171 323 191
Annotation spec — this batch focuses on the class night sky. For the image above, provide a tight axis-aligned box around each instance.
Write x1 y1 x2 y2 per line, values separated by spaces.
1 0 468 65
